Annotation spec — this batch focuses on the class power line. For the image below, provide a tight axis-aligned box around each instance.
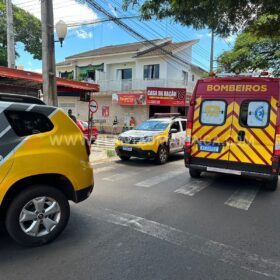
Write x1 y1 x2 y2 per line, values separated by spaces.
104 0 209 69
108 0 211 59
106 0 209 68
85 0 194 69
67 16 140 27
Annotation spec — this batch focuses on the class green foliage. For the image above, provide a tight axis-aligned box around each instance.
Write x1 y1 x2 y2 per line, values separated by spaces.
0 47 7 66
67 72 74 80
218 32 280 76
106 149 116 158
78 72 87 81
249 14 280 38
123 0 280 38
0 0 42 66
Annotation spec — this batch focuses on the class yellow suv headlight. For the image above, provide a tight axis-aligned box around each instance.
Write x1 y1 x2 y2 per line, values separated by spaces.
139 136 153 143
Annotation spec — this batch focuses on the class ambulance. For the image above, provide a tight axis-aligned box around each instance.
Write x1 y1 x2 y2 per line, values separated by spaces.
184 77 280 191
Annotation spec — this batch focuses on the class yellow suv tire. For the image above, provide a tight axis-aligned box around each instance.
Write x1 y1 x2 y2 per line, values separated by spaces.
155 145 169 165
5 185 70 247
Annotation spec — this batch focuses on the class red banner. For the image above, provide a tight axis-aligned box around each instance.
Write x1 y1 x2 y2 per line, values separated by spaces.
118 93 146 105
146 87 186 106
102 106 109 117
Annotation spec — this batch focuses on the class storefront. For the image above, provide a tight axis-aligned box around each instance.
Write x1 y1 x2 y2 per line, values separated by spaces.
55 86 190 134
146 87 188 117
90 87 190 133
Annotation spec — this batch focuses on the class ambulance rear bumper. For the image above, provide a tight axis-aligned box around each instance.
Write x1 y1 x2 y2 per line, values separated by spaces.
188 164 278 180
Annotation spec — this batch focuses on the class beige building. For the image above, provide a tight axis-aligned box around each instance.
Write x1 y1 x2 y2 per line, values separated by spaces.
56 38 206 133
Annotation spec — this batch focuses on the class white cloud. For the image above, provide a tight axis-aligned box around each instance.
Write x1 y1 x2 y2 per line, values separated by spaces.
25 68 42 73
12 0 98 24
108 3 118 17
224 34 237 43
75 29 93 39
196 33 208 39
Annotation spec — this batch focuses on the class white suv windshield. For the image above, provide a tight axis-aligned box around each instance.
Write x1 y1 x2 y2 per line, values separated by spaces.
135 120 169 131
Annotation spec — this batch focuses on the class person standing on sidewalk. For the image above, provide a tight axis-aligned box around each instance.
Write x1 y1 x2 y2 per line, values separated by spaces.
129 116 135 130
113 116 119 135
68 109 77 123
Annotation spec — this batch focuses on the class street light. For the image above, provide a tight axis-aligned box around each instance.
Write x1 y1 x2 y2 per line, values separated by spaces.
55 20 67 47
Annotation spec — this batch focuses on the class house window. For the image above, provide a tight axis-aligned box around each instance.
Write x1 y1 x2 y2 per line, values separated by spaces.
87 70 95 81
60 71 73 79
192 74 195 82
117 68 132 80
182 71 188 85
144 64 160 79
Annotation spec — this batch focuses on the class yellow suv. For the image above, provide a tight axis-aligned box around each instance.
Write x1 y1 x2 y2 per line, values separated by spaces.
115 114 187 164
0 94 93 246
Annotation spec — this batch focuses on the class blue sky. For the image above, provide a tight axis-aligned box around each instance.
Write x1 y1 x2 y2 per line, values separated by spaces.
13 0 236 73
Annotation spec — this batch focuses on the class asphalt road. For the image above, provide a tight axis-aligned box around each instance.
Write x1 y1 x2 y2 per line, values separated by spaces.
1 154 280 280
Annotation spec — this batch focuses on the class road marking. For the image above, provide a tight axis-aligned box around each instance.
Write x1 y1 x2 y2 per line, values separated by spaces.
95 166 117 174
135 169 186 188
224 186 260 210
175 179 209 196
87 207 280 279
103 171 139 182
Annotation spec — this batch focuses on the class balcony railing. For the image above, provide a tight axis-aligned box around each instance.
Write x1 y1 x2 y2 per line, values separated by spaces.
97 79 196 93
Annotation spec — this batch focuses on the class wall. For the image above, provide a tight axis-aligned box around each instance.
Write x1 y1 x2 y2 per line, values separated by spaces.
58 95 149 133
58 96 88 120
107 62 136 81
135 57 167 80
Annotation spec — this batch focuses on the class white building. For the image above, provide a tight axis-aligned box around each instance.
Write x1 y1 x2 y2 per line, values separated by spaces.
56 38 206 133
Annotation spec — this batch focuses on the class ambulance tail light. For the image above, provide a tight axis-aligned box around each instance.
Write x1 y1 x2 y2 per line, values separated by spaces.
274 127 280 156
185 121 193 147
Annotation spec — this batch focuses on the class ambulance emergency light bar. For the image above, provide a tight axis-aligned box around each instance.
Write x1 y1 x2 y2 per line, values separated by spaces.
216 71 272 78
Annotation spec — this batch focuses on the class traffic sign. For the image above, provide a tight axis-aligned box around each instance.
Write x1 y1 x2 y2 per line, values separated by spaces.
89 99 98 113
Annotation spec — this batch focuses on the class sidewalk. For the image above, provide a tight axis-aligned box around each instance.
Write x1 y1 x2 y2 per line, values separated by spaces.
90 134 118 163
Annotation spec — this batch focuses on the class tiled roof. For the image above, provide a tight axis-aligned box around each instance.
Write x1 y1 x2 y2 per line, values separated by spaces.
191 64 208 74
135 40 199 58
63 38 198 61
0 66 99 92
65 39 164 59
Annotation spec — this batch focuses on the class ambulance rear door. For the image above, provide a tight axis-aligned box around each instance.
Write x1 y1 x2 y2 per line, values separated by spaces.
190 81 235 168
228 81 278 173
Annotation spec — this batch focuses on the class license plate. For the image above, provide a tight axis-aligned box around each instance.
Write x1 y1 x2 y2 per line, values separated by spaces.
122 146 132 151
199 144 220 153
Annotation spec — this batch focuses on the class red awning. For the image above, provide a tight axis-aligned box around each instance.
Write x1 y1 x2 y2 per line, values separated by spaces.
0 66 99 92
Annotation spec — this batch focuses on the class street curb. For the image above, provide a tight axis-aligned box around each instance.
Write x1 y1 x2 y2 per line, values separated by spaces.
90 156 119 166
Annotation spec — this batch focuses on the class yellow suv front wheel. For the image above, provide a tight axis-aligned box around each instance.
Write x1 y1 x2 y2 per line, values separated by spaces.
5 185 70 247
155 145 169 165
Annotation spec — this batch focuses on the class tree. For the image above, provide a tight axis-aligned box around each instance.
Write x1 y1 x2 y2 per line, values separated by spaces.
123 0 280 38
0 0 42 66
217 32 280 76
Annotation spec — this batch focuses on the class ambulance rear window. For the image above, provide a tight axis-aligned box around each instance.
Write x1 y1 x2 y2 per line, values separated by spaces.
200 100 227 126
240 101 269 128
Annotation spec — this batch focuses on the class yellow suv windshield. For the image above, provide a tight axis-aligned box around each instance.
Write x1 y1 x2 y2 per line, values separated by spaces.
135 120 169 131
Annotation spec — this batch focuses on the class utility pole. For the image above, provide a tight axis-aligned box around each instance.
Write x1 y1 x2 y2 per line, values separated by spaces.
41 0 57 106
6 0 16 68
210 30 214 74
